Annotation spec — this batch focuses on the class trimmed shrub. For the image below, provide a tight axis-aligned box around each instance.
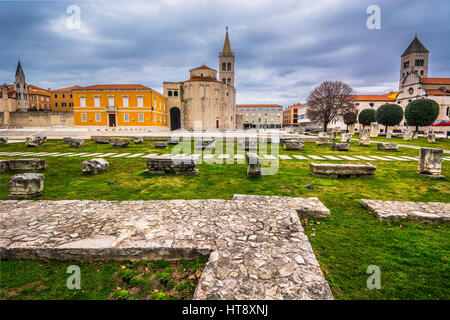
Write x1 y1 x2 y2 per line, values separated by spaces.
358 109 376 127
405 99 439 132
376 104 404 132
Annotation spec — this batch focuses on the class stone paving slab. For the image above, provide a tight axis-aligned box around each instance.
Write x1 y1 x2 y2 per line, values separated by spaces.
322 155 342 161
361 199 450 224
0 195 333 300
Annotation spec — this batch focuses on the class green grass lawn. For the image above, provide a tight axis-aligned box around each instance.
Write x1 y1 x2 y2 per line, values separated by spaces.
0 139 449 300
354 134 450 150
0 257 207 300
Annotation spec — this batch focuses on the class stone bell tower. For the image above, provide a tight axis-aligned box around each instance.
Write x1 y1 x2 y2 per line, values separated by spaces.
14 59 29 111
219 27 235 88
399 34 429 89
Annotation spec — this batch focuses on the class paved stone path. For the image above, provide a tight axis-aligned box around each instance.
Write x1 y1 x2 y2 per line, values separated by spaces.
0 195 333 300
361 199 450 224
1 151 447 163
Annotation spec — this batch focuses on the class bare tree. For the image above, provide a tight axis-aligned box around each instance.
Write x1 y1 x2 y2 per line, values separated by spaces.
306 81 356 132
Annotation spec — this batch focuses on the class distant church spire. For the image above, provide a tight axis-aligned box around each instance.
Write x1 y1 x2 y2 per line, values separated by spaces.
15 59 25 79
219 27 235 87
222 27 232 54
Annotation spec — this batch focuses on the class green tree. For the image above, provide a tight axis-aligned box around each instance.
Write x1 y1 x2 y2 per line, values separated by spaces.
358 108 376 127
343 110 358 131
405 99 440 133
376 104 404 132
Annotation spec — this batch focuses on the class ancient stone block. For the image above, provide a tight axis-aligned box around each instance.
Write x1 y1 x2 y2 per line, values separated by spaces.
340 133 352 143
25 136 46 147
145 155 199 175
133 137 144 144
110 138 130 148
8 173 44 199
377 142 398 151
167 137 180 145
310 163 376 178
282 139 304 151
62 137 72 144
237 139 258 151
195 138 215 150
403 129 413 141
331 143 349 151
318 132 327 138
7 158 47 172
316 136 332 146
245 153 261 178
359 128 370 146
154 141 169 149
412 131 419 140
0 160 9 173
330 131 337 140
418 148 444 179
386 132 392 139
68 138 84 148
361 199 450 224
92 136 111 144
81 158 109 175
348 124 355 135
369 123 379 138
427 133 436 143
0 137 8 146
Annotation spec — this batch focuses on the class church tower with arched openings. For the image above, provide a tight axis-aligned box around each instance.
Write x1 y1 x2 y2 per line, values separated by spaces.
399 34 429 90
14 59 29 111
219 28 235 88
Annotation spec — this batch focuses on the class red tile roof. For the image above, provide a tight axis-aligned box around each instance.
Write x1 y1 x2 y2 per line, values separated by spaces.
426 89 450 96
52 85 84 92
184 78 220 83
189 65 214 72
73 84 150 90
422 78 450 85
349 92 398 102
28 84 49 92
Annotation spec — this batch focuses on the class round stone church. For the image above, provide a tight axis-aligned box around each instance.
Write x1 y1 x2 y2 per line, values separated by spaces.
163 31 236 130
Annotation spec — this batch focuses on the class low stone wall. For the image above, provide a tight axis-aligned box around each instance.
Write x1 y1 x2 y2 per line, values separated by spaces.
2 111 74 128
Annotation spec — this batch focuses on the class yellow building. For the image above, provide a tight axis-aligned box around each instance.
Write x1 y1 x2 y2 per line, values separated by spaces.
72 84 168 127
27 85 51 111
50 85 83 112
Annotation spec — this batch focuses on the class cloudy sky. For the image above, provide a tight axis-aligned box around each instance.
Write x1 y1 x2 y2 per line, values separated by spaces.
1 0 449 105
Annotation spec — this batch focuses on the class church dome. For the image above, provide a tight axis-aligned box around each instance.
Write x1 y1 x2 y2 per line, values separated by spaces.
189 65 217 80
